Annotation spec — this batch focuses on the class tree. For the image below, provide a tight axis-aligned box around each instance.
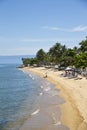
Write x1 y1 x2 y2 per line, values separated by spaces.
21 36 87 69
22 58 30 66
29 58 38 66
79 39 87 53
75 53 87 68
60 48 76 67
65 48 76 57
36 49 46 65
48 43 66 64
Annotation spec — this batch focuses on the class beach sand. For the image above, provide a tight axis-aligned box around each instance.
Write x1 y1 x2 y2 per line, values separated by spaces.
20 67 87 130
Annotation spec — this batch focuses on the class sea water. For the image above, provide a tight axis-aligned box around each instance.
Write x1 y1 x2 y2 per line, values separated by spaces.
0 57 69 130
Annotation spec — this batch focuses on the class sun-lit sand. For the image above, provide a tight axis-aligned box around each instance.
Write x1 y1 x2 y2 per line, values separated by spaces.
20 67 87 130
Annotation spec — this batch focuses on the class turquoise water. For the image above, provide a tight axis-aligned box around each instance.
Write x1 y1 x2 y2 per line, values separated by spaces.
0 64 41 130
0 56 69 130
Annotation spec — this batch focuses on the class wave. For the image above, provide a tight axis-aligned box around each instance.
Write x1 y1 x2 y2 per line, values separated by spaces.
49 91 58 97
40 85 44 89
40 85 51 93
31 109 40 116
52 113 61 126
44 87 51 92
28 73 34 77
54 121 61 126
39 92 43 96
32 77 35 80
28 74 35 80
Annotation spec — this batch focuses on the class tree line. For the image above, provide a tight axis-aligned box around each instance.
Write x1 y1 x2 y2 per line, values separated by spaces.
22 37 87 69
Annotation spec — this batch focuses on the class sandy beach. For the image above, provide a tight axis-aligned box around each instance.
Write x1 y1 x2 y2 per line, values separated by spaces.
20 67 87 130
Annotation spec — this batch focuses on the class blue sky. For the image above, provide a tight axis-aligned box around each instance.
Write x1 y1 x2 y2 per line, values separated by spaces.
0 0 87 55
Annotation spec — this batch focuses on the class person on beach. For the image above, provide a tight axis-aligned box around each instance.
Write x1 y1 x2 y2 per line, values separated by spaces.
44 72 47 78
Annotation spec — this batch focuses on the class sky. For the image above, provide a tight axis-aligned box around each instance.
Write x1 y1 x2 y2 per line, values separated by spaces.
0 0 87 55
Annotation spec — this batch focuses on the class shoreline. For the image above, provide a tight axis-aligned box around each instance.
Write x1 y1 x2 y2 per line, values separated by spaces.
20 67 87 130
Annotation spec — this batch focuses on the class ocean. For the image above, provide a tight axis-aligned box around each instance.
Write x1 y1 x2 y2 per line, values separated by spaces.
0 56 69 130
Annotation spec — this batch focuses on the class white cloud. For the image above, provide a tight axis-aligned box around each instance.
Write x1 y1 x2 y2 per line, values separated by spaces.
20 37 84 49
72 25 87 32
21 37 80 43
42 25 87 32
21 38 58 42
21 39 47 42
42 26 69 31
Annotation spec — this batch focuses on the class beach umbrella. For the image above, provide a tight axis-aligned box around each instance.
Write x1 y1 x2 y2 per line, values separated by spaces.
65 67 72 71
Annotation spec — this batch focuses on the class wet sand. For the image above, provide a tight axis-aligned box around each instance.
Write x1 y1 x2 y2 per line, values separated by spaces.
20 67 87 130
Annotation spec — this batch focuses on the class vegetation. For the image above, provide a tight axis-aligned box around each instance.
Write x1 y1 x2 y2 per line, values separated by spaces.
22 37 87 69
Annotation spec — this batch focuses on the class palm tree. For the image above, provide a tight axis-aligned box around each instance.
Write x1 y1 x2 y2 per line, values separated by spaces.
36 49 46 65
48 43 65 64
79 39 87 53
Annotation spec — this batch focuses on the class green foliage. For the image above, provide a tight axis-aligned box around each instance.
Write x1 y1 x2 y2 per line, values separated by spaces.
60 48 76 67
36 49 46 60
48 43 66 64
75 53 87 68
65 48 76 57
22 58 38 66
79 39 87 53
22 37 87 69
29 58 38 66
36 49 46 65
22 58 30 66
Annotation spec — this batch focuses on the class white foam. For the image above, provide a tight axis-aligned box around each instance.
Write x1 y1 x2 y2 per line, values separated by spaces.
44 87 51 92
52 113 61 126
29 74 35 80
39 92 43 96
40 85 43 89
51 93 58 97
21 70 27 74
29 74 32 77
32 77 34 80
54 121 61 126
31 109 40 116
